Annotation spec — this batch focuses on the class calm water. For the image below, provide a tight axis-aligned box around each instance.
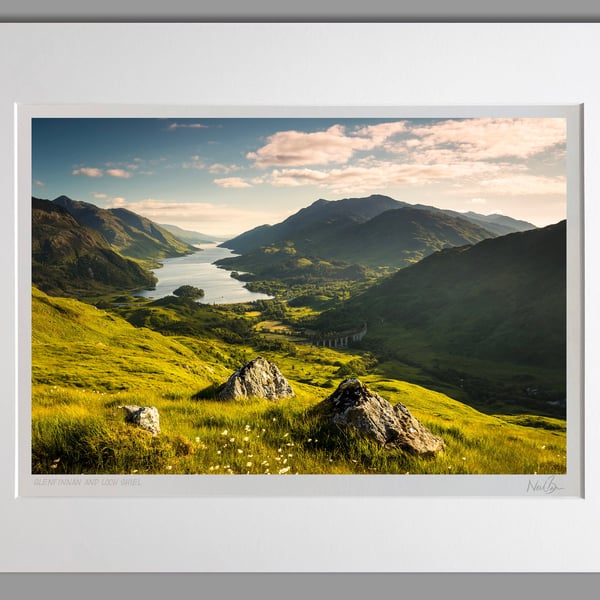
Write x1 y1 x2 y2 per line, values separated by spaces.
136 244 273 304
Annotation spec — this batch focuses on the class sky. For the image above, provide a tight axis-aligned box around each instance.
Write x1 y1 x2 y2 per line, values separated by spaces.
32 117 567 237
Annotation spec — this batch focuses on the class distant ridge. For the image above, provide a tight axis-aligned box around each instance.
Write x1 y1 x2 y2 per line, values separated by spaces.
159 223 226 245
217 194 511 278
52 195 196 262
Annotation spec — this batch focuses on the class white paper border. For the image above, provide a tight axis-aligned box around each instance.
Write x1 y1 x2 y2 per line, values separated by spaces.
0 23 597 572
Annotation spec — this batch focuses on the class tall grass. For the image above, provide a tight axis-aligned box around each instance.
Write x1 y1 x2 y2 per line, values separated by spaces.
30 287 567 476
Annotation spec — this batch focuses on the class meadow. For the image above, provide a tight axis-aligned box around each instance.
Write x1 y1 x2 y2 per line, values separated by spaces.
31 287 566 475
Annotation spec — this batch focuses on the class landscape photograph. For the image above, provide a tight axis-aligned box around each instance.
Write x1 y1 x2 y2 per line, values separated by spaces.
30 115 568 477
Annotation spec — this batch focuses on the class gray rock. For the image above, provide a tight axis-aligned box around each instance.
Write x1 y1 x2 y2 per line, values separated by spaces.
318 378 444 456
119 405 161 435
218 356 294 401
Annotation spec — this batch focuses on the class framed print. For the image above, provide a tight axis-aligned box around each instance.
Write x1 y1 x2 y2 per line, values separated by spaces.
17 104 581 499
1 23 599 572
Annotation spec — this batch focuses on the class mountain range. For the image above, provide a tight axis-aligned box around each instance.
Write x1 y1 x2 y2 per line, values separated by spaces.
218 194 536 277
52 195 195 262
32 196 197 297
32 198 156 297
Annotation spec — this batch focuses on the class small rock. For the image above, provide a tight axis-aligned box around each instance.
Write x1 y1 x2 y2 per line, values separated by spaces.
218 356 294 401
318 378 444 456
119 405 161 435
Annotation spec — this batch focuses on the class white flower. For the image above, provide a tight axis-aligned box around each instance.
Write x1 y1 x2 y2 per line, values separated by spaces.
243 436 249 442
278 467 291 474
221 430 228 436
246 462 253 467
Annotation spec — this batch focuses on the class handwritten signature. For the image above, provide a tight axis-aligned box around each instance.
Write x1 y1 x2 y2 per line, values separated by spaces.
526 475 564 495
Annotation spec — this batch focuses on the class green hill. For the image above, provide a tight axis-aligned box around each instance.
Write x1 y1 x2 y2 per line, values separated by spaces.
217 196 499 281
32 198 156 297
31 286 566 475
52 195 196 262
315 221 566 416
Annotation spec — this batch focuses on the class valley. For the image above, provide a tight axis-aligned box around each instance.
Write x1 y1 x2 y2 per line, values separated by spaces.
30 194 567 476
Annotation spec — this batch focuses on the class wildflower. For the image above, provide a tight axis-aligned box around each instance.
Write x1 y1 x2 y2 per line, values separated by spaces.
247 454 253 458
221 429 228 436
229 437 235 443
217 450 221 455
278 466 291 474
278 448 283 453
244 425 251 431
307 438 312 442
209 466 215 471
243 436 249 442
272 418 277 422
288 454 293 458
541 445 546 450
462 457 466 461
261 461 269 467
166 466 173 471
283 459 288 464
246 462 253 467
261 428 266 433
132 470 138 474
195 437 201 443
237 449 244 454
283 433 289 438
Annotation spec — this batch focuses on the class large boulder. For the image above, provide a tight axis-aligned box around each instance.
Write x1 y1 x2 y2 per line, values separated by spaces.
119 405 161 435
318 378 444 456
218 356 294 401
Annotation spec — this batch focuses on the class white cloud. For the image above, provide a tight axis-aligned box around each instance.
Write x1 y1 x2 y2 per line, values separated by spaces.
469 198 487 205
106 168 132 179
182 156 206 170
213 177 253 189
209 163 241 175
92 192 108 199
72 167 103 177
268 160 508 194
168 122 208 130
109 197 127 207
34 179 45 187
401 118 566 162
247 124 376 168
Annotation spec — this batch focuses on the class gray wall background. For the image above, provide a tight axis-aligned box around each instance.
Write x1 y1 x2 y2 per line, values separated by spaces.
1 0 598 598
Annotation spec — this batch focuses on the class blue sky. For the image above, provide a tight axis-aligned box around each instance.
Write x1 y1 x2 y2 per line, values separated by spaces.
32 117 567 236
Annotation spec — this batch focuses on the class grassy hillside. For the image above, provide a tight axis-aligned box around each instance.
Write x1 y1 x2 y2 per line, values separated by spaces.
32 198 156 297
315 221 566 416
31 286 565 475
52 195 195 263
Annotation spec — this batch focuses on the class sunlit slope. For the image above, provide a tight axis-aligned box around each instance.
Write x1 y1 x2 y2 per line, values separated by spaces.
31 287 565 475
32 286 224 391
